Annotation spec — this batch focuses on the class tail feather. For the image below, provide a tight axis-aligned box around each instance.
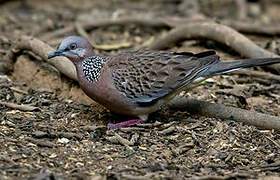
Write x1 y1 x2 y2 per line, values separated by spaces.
204 58 280 76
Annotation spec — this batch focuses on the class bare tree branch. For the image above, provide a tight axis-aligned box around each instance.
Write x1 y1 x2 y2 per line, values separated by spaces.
169 98 280 130
148 22 280 72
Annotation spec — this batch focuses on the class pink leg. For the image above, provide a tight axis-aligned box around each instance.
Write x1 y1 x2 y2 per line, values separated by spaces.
107 119 141 129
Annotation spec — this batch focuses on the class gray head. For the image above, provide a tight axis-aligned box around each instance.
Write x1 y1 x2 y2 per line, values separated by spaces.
48 36 95 63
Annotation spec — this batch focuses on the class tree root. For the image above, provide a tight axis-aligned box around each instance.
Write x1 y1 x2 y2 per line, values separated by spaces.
41 16 203 41
3 35 76 80
4 35 280 130
40 16 280 42
168 98 280 130
148 21 280 72
149 22 276 58
39 17 280 71
230 69 280 82
223 20 280 36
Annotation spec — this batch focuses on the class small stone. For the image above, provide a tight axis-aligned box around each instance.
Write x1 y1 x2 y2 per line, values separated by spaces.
57 137 69 144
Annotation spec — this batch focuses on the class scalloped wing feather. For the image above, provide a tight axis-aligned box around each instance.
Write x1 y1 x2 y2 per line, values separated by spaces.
107 50 220 106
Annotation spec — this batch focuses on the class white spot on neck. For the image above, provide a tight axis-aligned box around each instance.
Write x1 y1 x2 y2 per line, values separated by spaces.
82 56 104 83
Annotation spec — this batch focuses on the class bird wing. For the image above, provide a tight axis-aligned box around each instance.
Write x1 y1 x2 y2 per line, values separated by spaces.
107 50 220 106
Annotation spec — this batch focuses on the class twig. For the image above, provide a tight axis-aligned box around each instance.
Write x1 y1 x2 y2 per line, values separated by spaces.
235 0 247 20
106 133 136 146
265 136 280 149
223 20 280 36
148 21 280 72
25 137 55 148
74 22 90 39
158 126 176 135
186 172 254 180
10 87 28 94
230 69 280 82
56 132 83 140
119 174 154 180
80 125 107 132
41 25 74 41
136 121 162 128
92 41 132 51
76 22 132 50
259 161 280 168
0 101 40 111
168 98 280 130
120 127 149 132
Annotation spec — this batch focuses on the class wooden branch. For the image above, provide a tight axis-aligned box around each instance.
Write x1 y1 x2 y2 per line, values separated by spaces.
235 0 247 20
4 35 77 80
148 22 280 72
85 17 280 36
230 69 280 82
149 22 276 57
169 98 280 130
40 16 280 41
223 20 280 36
41 16 206 41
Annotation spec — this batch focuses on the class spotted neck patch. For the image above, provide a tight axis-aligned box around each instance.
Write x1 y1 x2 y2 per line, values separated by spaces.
82 56 104 82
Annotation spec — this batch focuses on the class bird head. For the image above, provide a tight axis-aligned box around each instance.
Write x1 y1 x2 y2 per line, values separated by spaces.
48 36 95 63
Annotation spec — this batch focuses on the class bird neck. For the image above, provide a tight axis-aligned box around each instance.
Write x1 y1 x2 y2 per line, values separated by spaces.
80 55 105 83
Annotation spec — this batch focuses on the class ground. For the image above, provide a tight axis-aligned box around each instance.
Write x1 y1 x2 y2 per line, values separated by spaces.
0 0 280 179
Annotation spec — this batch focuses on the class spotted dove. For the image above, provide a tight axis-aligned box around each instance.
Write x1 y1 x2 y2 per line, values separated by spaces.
48 36 280 128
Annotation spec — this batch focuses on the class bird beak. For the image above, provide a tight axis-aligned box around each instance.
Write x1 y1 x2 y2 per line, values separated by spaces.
48 49 64 59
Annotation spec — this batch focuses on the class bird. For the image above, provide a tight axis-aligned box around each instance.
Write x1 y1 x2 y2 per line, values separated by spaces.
48 36 280 129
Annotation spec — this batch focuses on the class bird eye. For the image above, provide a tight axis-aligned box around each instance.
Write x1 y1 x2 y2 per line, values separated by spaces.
69 43 77 50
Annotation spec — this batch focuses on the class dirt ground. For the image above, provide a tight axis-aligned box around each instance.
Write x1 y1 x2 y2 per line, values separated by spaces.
1 0 280 179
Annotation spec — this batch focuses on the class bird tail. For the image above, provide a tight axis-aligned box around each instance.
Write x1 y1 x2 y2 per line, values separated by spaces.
204 58 280 76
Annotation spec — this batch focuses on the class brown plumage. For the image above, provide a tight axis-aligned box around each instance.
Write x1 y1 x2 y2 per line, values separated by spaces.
48 36 280 127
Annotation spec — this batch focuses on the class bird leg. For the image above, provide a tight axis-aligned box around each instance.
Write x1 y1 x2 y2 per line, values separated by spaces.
107 119 141 129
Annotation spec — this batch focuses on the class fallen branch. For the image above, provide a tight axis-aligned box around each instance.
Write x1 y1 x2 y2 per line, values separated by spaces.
230 69 280 82
41 16 206 41
168 98 280 130
40 16 280 42
148 22 280 72
223 20 280 36
149 22 275 57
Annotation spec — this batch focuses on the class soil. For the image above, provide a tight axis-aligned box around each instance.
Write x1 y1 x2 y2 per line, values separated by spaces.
0 0 280 179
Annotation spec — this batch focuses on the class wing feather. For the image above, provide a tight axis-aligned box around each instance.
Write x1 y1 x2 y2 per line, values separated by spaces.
107 50 220 106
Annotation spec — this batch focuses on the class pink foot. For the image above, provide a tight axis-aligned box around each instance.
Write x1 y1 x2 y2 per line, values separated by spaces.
107 119 141 129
